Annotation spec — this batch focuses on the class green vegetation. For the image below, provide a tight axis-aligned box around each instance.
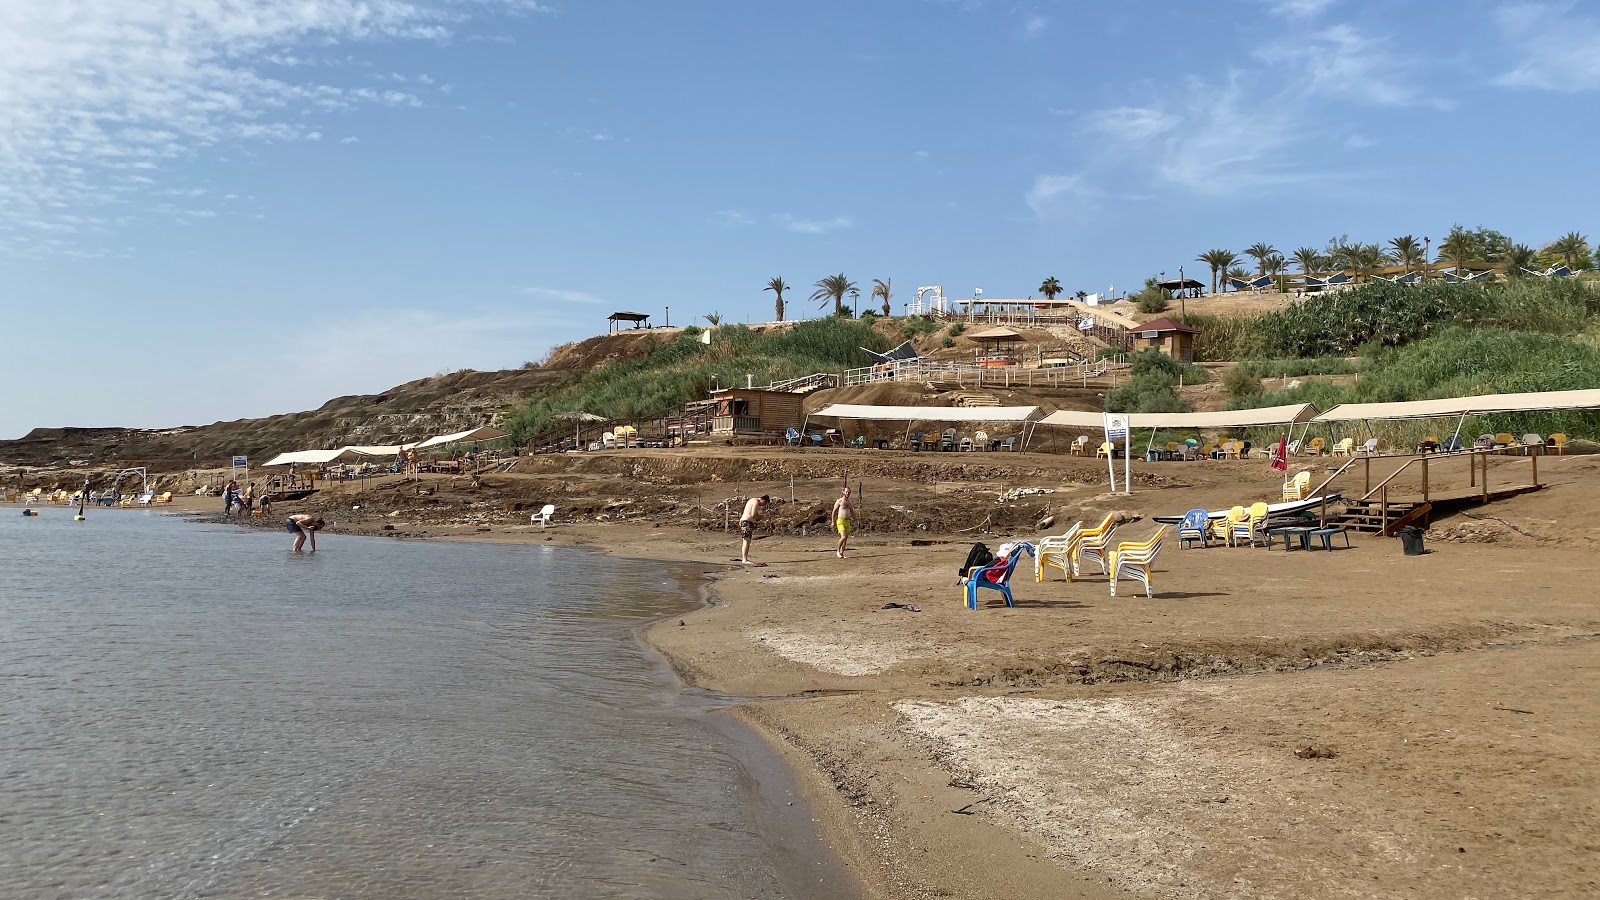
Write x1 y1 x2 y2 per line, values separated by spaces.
765 277 788 322
1104 349 1206 413
1174 313 1258 361
1250 278 1600 358
1229 327 1600 436
810 273 856 316
1196 249 1238 295
1039 276 1063 300
940 335 955 348
1240 357 1360 378
503 318 890 443
901 316 940 340
871 277 893 316
947 322 966 336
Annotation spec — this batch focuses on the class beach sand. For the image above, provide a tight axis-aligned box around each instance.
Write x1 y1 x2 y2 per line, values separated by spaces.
16 448 1600 899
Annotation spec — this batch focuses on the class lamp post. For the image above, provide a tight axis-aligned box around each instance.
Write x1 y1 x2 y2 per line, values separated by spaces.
1422 237 1430 281
1178 265 1187 318
850 288 859 318
665 305 670 327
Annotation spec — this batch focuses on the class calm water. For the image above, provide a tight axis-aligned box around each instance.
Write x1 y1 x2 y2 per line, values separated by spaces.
0 511 851 899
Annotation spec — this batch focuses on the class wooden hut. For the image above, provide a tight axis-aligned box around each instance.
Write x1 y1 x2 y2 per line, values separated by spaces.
707 388 805 437
1132 317 1200 363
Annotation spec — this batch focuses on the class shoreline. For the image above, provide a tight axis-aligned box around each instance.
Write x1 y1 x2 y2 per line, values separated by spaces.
10 455 1600 899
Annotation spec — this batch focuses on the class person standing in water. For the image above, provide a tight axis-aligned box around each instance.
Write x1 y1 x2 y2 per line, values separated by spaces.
285 513 326 552
831 486 853 559
739 495 769 565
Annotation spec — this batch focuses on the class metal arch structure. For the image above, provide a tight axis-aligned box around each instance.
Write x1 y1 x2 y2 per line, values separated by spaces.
909 286 946 316
111 467 149 497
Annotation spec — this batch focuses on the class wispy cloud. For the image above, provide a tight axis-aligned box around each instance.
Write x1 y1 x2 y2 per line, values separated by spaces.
778 214 854 235
518 286 607 305
0 0 534 256
1024 15 1047 34
1262 0 1337 17
710 209 754 227
1494 2 1600 91
1024 174 1095 218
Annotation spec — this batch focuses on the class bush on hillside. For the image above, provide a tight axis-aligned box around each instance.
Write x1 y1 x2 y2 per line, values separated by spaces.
1175 313 1262 361
1222 366 1263 401
1240 356 1359 378
504 317 890 444
1135 288 1169 313
948 322 965 336
901 317 940 340
1105 373 1189 413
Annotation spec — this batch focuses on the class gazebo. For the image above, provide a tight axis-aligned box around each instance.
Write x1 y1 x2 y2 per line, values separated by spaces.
607 311 651 333
968 326 1023 366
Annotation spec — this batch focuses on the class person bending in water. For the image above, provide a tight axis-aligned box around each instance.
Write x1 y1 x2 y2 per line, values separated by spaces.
286 513 326 552
739 495 769 565
832 486 853 558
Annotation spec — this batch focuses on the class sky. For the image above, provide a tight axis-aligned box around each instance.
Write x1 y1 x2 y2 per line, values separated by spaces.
4 0 1600 439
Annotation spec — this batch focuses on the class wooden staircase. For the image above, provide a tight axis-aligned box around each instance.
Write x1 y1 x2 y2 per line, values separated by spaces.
1331 499 1433 535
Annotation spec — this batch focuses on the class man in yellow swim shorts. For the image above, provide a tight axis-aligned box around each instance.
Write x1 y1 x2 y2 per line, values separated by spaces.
832 485 854 559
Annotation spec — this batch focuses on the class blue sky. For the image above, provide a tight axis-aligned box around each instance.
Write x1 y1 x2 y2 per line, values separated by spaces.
4 0 1600 439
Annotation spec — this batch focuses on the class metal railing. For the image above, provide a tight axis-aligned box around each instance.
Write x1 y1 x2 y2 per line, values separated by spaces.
842 357 1127 388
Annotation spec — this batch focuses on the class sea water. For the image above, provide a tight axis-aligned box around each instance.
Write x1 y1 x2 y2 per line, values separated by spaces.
0 511 852 899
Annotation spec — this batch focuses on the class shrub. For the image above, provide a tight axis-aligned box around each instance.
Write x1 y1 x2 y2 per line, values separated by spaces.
1239 356 1358 378
901 317 940 340
1222 366 1263 400
1135 288 1169 313
948 322 966 336
940 335 955 348
1106 373 1189 413
1176 313 1262 361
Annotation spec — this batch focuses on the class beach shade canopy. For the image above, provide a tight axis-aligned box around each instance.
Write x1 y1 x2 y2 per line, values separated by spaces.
864 340 919 364
1312 388 1600 422
966 326 1024 343
262 447 367 466
1156 277 1205 291
416 425 509 449
1037 403 1318 431
810 404 1039 423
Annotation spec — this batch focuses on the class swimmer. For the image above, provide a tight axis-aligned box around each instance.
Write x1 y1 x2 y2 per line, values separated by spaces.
285 513 326 552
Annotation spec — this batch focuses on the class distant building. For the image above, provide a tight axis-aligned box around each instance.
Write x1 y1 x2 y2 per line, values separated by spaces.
707 388 805 437
1132 317 1200 363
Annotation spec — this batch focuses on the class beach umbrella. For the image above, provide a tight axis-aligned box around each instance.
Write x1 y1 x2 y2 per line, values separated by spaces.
1271 434 1289 471
551 411 606 448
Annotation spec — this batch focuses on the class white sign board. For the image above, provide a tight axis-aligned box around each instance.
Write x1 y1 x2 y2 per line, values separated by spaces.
232 456 248 469
1103 414 1130 493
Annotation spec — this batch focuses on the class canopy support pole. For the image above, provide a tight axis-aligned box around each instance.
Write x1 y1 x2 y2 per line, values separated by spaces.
1450 413 1468 450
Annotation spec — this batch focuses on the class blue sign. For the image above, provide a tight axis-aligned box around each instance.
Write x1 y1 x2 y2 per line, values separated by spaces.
232 456 248 468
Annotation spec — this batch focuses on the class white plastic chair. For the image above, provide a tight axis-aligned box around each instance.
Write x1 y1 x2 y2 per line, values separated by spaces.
1034 522 1083 582
532 504 556 527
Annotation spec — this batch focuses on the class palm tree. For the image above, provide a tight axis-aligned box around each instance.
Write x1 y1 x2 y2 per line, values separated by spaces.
1039 276 1063 300
1264 253 1286 276
1074 290 1088 301
1244 242 1278 276
1226 265 1251 283
1547 231 1591 270
1196 249 1237 295
1505 243 1536 278
1388 235 1423 274
765 277 788 322
1348 243 1388 282
1437 228 1476 276
1292 246 1321 276
704 311 724 326
871 277 893 316
811 273 856 315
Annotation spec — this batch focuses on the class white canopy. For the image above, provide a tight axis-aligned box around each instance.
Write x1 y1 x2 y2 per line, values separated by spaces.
1038 403 1317 431
262 448 365 466
811 404 1039 423
415 425 508 448
1313 388 1600 422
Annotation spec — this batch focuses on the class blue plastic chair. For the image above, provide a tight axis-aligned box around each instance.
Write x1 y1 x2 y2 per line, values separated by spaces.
1178 508 1211 549
961 541 1036 610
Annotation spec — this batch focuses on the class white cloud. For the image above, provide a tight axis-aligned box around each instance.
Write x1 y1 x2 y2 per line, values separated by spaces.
0 0 532 255
778 214 854 235
1494 3 1600 91
710 209 754 226
1024 15 1047 34
341 136 360 144
914 149 930 158
1024 173 1094 217
1085 107 1176 143
1257 25 1424 107
518 286 607 305
1263 0 1337 17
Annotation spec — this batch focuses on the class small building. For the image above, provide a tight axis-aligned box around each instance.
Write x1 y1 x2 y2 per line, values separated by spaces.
607 311 651 333
1132 317 1200 363
707 388 805 437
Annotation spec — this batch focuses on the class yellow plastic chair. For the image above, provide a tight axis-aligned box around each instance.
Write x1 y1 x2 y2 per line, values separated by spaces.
1071 436 1088 456
1330 438 1354 456
1494 432 1515 454
1108 526 1169 598
1231 501 1270 547
1212 506 1245 542
1096 441 1114 459
1282 470 1311 501
1071 514 1121 577
1550 433 1568 455
1304 437 1325 456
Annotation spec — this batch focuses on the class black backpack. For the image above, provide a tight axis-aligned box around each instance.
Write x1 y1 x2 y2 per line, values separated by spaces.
959 542 994 578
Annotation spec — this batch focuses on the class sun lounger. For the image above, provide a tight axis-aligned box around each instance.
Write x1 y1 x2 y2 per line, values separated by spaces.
1035 522 1084 582
962 541 1035 610
1109 526 1167 598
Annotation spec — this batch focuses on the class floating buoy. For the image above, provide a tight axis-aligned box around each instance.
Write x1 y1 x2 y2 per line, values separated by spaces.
75 514 86 521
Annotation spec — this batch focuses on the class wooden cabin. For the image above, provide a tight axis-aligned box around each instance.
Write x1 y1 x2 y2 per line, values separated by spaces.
707 388 805 437
1132 317 1200 363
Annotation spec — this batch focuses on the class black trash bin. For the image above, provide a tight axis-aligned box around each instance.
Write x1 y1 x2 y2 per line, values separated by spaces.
1397 526 1427 556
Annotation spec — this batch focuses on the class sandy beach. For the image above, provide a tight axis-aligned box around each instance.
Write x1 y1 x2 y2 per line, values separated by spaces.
15 447 1600 900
